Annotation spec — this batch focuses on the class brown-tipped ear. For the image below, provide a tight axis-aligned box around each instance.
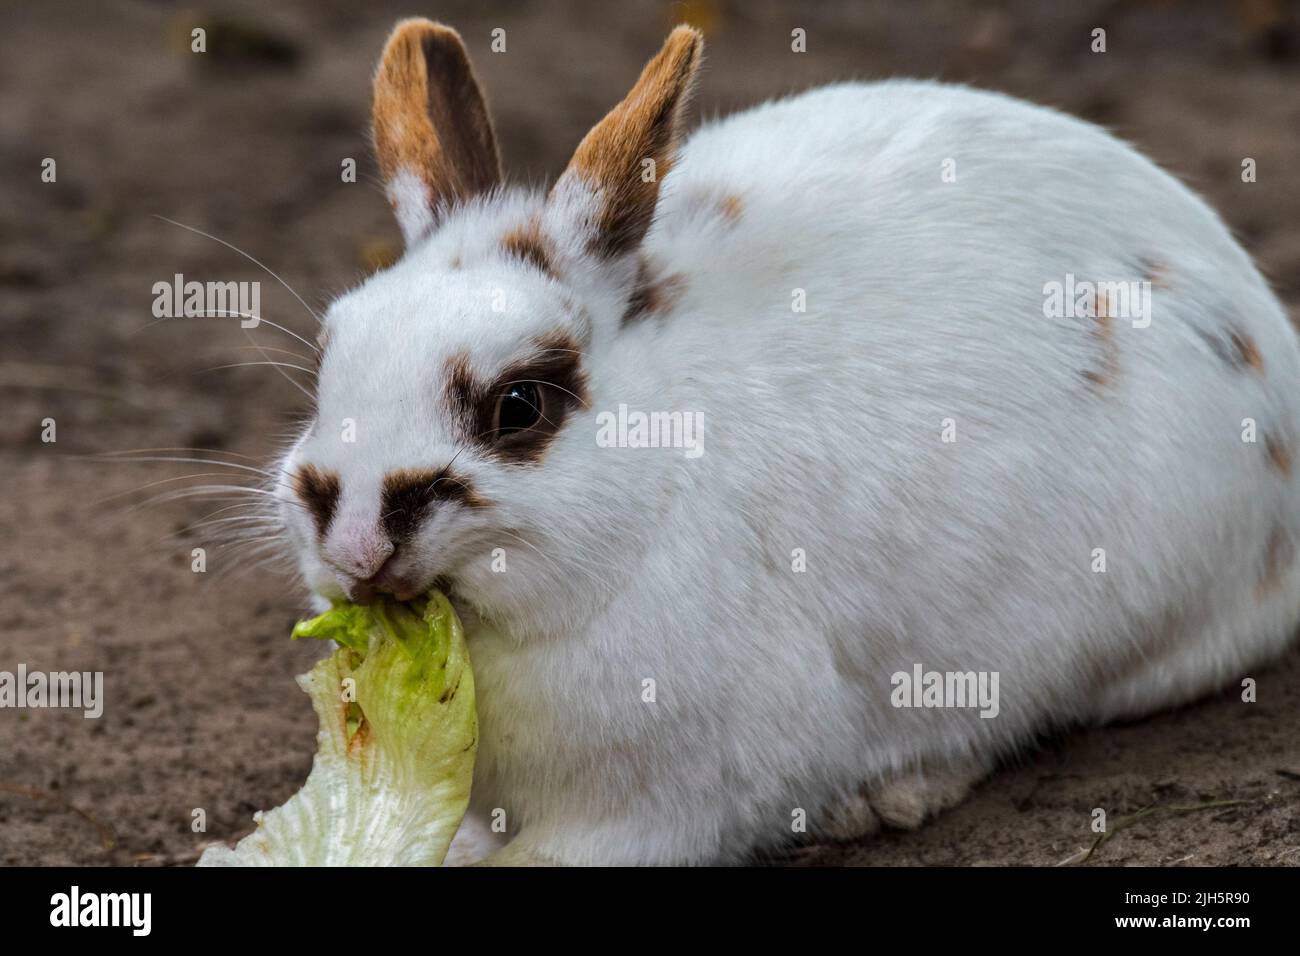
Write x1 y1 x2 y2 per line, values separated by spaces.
555 26 703 259
372 18 501 244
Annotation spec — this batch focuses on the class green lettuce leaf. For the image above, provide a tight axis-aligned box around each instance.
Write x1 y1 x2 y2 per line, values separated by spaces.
198 592 476 866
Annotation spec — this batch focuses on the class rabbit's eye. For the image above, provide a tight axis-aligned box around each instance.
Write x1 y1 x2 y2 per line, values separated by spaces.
453 335 587 463
493 383 543 437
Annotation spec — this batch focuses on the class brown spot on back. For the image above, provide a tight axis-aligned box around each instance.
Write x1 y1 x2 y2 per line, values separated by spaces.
1228 329 1263 373
622 255 686 326
294 464 340 536
556 26 703 259
1256 525 1294 598
716 193 744 223
1196 324 1264 374
684 188 744 228
1265 434 1292 476
501 221 556 277
1082 289 1119 390
380 466 489 543
1139 256 1171 289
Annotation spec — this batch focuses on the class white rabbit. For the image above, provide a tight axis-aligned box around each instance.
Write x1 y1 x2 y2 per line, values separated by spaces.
274 19 1300 865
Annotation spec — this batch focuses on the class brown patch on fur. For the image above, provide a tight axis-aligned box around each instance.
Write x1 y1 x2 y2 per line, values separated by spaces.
676 187 745 230
1228 329 1264 373
1139 256 1171 289
372 19 501 221
444 351 479 437
557 26 702 259
716 192 744 223
380 467 488 542
1195 325 1265 374
1082 290 1120 389
443 331 589 464
1255 526 1294 598
685 188 744 227
1265 434 1292 476
293 464 340 536
501 221 555 277
622 255 686 326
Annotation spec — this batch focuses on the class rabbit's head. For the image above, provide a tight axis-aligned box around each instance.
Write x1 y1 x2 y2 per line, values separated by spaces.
277 20 702 630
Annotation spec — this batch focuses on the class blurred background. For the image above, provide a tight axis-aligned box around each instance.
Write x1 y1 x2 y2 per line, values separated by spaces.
2 0 1298 865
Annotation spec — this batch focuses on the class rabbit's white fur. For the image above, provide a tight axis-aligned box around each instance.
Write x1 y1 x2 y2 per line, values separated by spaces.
280 60 1300 863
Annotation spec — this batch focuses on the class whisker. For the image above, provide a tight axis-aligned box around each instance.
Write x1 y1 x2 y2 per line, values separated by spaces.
233 345 317 364
90 471 261 508
95 446 268 463
131 310 322 361
105 484 294 522
153 214 324 324
172 514 282 534
207 537 291 560
130 309 320 402
79 454 275 477
165 529 284 553
161 502 279 539
240 322 317 402
209 540 297 582
200 360 318 378
133 487 276 508
216 555 293 582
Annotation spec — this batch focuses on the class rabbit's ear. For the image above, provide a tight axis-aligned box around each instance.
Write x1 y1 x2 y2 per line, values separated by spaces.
372 18 501 245
552 26 702 260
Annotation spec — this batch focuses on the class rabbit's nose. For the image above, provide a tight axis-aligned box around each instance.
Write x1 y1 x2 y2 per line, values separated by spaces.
322 520 395 596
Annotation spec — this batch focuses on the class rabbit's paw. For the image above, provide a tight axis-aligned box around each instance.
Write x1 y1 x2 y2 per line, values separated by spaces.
825 757 987 840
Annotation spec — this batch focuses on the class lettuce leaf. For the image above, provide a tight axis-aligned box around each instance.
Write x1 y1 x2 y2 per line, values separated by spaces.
197 592 476 866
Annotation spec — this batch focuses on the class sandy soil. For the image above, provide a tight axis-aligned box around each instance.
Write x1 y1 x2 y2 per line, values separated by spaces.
2 0 1299 866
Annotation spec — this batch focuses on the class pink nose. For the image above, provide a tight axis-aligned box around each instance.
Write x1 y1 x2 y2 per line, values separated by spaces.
322 522 417 602
323 520 393 580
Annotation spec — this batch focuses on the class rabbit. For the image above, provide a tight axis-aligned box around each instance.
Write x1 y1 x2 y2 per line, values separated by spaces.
273 18 1300 865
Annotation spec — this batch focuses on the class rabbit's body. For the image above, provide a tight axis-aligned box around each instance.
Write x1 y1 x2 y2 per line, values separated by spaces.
459 81 1300 864
282 23 1299 865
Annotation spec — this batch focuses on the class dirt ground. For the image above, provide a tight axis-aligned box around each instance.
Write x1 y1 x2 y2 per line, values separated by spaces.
2 0 1299 866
